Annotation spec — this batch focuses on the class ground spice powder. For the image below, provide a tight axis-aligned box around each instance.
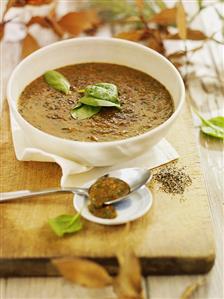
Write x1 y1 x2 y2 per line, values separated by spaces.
153 165 192 194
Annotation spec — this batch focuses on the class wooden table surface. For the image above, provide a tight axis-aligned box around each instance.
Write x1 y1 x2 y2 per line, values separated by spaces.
0 1 223 298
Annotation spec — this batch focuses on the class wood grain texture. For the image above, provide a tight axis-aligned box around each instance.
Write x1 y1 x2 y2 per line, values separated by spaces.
0 98 215 275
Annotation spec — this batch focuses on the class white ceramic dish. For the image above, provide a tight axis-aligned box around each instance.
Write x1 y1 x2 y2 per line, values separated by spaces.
74 183 153 226
7 37 185 166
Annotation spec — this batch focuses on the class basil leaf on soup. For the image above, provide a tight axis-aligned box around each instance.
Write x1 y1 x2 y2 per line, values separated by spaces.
48 214 83 237
71 104 101 120
80 96 121 108
85 83 118 103
44 70 71 95
194 110 224 140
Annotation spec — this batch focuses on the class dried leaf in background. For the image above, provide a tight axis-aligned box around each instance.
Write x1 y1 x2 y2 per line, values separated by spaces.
115 30 145 41
176 1 187 40
113 249 143 299
14 0 53 6
45 16 64 37
0 23 5 41
167 28 208 40
167 45 203 60
52 258 113 288
148 35 165 54
149 7 177 25
27 16 50 28
180 278 206 299
21 33 39 58
58 10 100 36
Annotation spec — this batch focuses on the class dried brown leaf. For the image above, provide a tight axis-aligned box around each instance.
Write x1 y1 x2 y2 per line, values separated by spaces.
21 33 39 58
45 16 64 37
52 258 113 288
149 7 177 25
27 16 50 27
148 36 165 54
58 10 100 36
27 16 64 37
176 1 187 40
147 29 165 54
113 249 142 299
167 45 203 59
115 30 145 41
166 28 208 40
14 0 53 6
0 23 5 41
180 278 206 299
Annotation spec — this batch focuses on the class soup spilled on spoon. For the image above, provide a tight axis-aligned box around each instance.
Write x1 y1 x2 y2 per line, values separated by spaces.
88 176 130 219
18 63 174 142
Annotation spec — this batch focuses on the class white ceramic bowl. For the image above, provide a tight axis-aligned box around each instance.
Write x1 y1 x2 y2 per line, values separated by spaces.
7 37 185 166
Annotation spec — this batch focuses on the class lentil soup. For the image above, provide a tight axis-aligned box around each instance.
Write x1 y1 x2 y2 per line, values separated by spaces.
18 63 174 142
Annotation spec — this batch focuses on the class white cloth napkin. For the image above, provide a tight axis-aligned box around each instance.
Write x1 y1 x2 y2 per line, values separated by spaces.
10 111 179 187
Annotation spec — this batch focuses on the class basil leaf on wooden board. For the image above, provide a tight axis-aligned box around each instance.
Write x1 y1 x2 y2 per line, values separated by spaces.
80 96 121 108
44 70 71 95
194 110 224 140
48 214 83 237
85 83 118 103
208 116 224 128
71 104 101 120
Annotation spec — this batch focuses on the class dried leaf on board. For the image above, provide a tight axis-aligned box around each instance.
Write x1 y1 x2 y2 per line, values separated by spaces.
113 249 143 299
21 33 39 58
115 30 145 41
58 10 100 36
52 258 113 288
149 7 177 25
176 1 187 40
180 278 206 299
166 28 208 40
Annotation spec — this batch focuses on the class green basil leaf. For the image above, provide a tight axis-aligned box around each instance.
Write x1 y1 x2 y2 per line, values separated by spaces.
71 104 101 120
48 214 83 237
80 96 121 108
85 83 118 103
44 70 71 95
209 116 224 128
194 109 224 140
201 125 224 139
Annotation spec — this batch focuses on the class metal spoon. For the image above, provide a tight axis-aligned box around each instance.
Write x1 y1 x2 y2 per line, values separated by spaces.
0 168 152 204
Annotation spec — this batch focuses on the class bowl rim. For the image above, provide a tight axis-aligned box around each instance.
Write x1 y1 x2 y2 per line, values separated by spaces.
7 37 185 147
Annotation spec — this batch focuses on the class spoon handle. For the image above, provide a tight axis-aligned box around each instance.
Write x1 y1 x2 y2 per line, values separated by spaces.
0 187 88 202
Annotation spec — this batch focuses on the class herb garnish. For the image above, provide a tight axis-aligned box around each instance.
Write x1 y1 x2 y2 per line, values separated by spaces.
48 213 83 237
44 69 121 120
194 110 224 140
71 104 101 120
44 70 71 95
71 83 121 120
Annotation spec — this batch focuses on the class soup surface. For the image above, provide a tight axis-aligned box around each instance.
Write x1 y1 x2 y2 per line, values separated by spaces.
18 63 174 142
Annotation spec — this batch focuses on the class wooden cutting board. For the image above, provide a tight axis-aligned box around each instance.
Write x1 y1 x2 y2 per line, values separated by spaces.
0 100 215 276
